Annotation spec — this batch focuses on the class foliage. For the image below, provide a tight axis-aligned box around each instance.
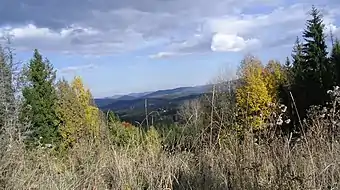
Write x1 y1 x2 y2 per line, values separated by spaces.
106 110 120 124
144 126 162 153
291 37 304 85
108 121 142 148
331 39 340 85
3 5 340 190
298 6 331 108
56 79 86 149
236 55 273 130
21 49 60 146
283 56 293 86
263 60 286 100
56 76 102 149
71 76 102 140
280 6 335 132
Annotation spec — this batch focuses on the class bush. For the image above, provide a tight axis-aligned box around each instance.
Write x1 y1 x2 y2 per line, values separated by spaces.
108 121 143 149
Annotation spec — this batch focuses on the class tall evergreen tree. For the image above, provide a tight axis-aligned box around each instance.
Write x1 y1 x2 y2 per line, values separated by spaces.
301 6 330 105
331 39 340 85
285 57 291 68
291 36 304 86
283 56 293 86
21 49 60 146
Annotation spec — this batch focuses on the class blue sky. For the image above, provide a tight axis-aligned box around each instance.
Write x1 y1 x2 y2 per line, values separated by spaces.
0 0 340 98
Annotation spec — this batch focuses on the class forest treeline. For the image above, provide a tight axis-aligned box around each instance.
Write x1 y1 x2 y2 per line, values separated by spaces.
1 6 340 189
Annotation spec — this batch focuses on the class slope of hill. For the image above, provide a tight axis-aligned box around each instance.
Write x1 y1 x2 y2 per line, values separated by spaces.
140 84 212 99
95 84 212 108
94 81 237 124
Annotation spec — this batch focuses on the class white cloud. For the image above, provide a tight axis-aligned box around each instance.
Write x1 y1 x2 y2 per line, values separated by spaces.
150 52 192 59
0 24 148 55
211 33 261 52
0 0 340 56
149 3 317 57
0 24 99 39
58 64 97 73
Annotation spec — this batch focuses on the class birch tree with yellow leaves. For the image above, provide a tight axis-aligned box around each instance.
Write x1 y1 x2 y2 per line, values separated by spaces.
236 56 273 131
236 55 287 132
56 79 85 148
264 60 286 100
56 76 102 149
71 76 101 139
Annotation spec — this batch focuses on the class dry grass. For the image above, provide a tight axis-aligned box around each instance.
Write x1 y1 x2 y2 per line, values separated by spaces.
1 85 340 189
0 119 339 190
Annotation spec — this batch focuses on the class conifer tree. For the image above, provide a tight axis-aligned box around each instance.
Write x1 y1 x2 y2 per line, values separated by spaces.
281 39 304 131
283 57 293 86
301 6 330 105
331 39 340 85
21 49 60 146
285 57 291 68
291 36 304 85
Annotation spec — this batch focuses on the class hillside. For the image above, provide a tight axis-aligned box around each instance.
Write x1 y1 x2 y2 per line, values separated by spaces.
94 81 238 124
94 84 211 124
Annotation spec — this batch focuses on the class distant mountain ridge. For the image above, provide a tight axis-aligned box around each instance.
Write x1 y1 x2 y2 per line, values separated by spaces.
94 80 237 124
94 84 213 108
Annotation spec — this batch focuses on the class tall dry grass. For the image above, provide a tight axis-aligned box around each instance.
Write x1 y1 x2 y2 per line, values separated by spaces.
1 86 340 189
1 121 339 190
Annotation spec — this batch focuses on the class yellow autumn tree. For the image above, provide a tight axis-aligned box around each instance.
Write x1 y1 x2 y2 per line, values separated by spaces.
56 76 102 149
236 55 273 130
71 76 101 140
263 60 286 100
56 79 86 149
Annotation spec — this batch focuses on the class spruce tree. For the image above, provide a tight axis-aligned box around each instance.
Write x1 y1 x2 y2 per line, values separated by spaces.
291 36 304 86
288 36 307 129
283 56 293 86
331 39 340 85
301 6 330 105
21 49 60 146
285 57 291 68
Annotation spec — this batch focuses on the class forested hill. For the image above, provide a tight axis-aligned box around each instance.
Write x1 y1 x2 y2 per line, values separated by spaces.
94 81 237 124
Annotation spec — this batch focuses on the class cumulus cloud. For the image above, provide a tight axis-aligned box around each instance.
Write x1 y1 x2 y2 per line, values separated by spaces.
211 34 261 52
149 2 340 58
0 0 340 56
0 24 148 55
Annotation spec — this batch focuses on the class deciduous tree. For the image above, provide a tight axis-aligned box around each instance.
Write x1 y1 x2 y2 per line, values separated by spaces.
56 79 85 149
236 55 272 130
71 76 101 140
0 45 16 132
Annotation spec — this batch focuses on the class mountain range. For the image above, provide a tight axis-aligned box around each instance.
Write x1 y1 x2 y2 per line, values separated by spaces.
94 81 237 124
95 84 212 109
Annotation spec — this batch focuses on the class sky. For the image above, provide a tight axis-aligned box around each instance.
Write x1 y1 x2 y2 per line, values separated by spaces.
0 0 340 98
